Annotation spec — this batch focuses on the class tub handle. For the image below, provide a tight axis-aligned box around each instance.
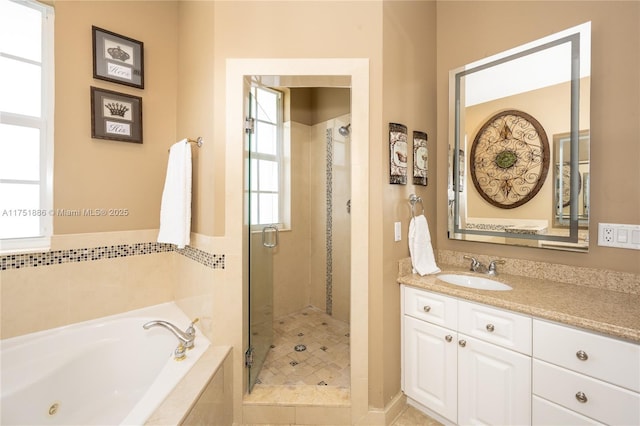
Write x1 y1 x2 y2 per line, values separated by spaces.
184 318 200 350
174 343 187 361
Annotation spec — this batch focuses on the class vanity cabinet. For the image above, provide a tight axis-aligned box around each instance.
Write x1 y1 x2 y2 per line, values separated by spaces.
402 285 532 425
532 319 640 425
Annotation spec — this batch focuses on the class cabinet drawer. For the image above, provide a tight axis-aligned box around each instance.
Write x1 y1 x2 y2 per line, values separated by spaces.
532 396 603 425
458 300 531 355
533 319 640 392
402 286 457 329
533 360 640 426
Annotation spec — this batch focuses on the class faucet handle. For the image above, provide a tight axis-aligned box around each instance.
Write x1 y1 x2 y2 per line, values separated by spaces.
187 317 199 331
174 343 187 361
488 259 506 275
463 255 480 271
184 318 199 349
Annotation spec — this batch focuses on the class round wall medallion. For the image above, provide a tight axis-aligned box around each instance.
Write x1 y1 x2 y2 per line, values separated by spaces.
470 110 550 209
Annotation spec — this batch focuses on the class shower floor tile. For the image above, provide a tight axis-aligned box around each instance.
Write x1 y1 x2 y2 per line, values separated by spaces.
256 306 350 388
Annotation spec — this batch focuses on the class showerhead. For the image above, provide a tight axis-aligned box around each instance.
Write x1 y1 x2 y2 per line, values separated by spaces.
338 124 351 137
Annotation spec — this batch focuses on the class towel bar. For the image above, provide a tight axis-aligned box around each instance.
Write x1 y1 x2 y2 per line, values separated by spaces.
167 137 203 152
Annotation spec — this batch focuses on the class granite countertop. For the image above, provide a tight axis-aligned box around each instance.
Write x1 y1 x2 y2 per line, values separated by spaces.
398 265 640 343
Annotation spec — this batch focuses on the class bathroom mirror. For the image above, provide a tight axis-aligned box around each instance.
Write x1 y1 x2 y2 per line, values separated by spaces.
448 22 591 252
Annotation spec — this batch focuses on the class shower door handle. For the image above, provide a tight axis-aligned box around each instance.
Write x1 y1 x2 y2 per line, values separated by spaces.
262 225 279 248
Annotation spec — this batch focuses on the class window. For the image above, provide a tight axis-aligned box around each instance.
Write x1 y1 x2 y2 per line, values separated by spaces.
0 0 55 252
249 86 288 228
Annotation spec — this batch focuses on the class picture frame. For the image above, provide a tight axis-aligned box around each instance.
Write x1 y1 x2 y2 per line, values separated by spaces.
413 130 428 186
91 86 143 143
92 26 144 89
389 123 408 185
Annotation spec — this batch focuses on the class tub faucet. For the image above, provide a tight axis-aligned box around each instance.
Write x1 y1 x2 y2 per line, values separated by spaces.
143 318 199 360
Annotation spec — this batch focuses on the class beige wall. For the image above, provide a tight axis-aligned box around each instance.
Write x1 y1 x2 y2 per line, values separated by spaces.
53 0 178 234
437 1 640 275
377 0 437 408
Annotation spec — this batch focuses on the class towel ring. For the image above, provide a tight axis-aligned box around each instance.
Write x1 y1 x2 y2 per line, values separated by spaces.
409 194 425 218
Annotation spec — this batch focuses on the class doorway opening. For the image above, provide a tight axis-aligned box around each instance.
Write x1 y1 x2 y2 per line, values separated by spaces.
246 79 352 401
227 58 370 418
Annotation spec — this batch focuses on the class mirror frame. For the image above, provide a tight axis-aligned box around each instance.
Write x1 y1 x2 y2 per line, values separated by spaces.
448 22 590 250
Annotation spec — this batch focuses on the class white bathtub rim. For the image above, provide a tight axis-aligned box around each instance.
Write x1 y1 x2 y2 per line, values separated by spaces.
0 302 211 425
1 302 209 397
120 334 210 425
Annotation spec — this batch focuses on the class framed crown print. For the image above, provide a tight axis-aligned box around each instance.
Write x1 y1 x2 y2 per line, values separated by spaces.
91 86 142 143
92 26 144 89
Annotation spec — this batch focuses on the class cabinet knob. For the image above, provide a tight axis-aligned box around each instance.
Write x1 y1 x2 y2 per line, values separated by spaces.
486 324 495 332
423 305 431 313
576 350 589 361
575 391 588 403
445 335 453 342
458 339 467 347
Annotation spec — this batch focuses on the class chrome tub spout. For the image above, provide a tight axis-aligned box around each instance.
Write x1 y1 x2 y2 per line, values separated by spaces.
143 318 199 360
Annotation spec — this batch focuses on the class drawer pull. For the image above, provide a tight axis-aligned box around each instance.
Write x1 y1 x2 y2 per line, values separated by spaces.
575 391 588 403
576 350 589 361
458 339 467 347
445 335 453 342
423 306 431 313
486 324 495 332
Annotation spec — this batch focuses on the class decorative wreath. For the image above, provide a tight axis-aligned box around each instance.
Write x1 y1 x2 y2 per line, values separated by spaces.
470 110 550 209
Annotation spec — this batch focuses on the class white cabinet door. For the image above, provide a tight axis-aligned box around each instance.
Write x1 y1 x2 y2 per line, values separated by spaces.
458 334 532 426
403 315 458 423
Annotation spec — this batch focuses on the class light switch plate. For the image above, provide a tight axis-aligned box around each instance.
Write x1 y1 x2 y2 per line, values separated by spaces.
598 223 640 250
394 222 402 242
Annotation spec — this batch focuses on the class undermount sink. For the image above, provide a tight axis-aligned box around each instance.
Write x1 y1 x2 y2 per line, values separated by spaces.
437 274 512 291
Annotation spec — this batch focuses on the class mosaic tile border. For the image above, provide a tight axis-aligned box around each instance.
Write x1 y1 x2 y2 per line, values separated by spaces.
325 128 333 316
176 245 225 269
1 242 224 271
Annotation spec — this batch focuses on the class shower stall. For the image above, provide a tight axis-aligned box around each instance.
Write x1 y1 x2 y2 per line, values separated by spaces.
246 83 351 393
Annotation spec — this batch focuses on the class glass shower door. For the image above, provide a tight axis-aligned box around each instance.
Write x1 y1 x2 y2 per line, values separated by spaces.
246 81 276 393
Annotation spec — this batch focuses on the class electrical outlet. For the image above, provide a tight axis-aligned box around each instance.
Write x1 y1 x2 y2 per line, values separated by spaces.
598 223 640 250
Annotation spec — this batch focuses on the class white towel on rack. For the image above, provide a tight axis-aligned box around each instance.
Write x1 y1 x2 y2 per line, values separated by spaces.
409 214 440 276
157 139 192 249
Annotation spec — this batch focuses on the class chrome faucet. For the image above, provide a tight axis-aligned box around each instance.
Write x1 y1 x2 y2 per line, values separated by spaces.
463 256 506 276
143 318 199 360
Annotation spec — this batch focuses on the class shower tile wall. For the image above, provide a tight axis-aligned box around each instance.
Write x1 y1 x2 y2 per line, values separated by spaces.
309 116 351 323
330 117 351 323
273 116 350 323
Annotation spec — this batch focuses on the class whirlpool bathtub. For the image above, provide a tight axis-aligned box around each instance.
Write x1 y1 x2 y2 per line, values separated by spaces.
1 302 211 425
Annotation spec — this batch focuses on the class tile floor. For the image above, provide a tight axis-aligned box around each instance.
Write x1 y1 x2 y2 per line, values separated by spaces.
241 404 441 425
255 306 350 388
391 405 443 426
244 306 442 424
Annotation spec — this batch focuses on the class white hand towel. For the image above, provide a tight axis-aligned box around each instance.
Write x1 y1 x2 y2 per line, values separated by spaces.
157 139 192 249
409 214 441 275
